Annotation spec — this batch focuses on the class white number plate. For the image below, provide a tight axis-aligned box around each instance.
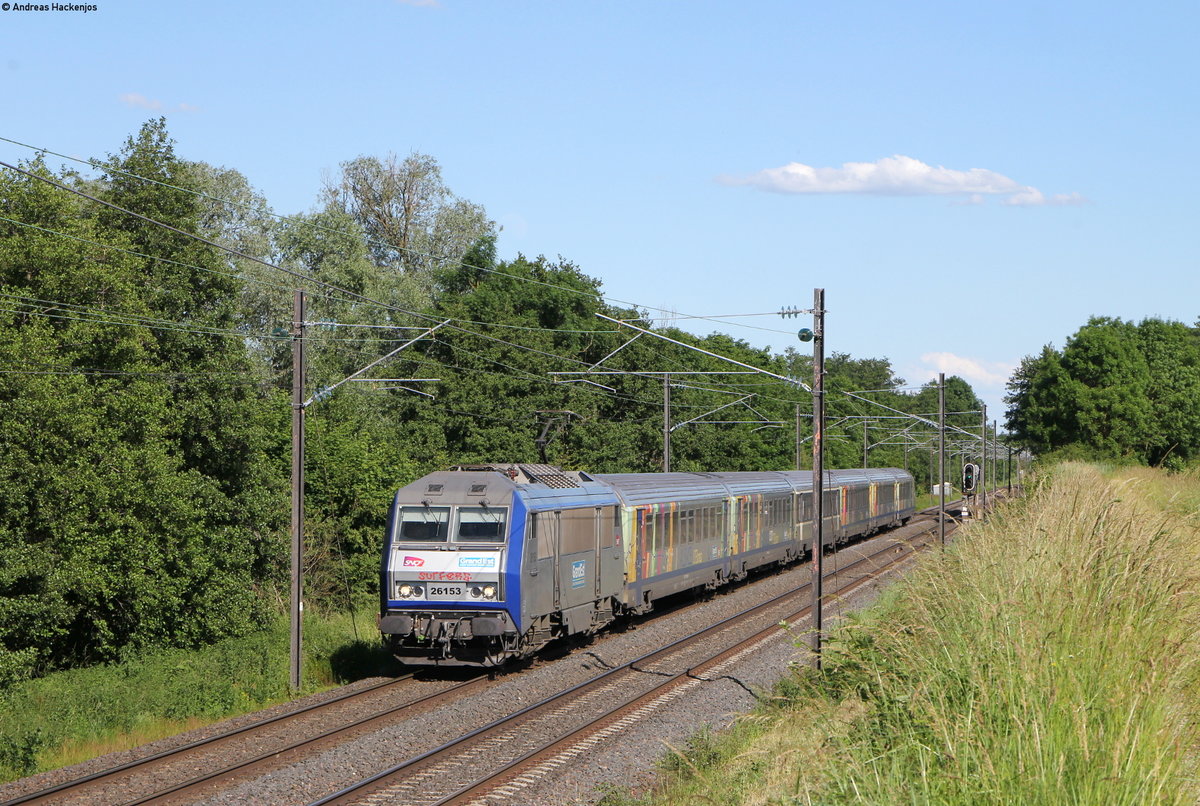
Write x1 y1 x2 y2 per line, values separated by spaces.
426 584 466 600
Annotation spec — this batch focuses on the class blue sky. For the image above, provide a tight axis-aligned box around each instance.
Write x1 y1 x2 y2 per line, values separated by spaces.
2 0 1197 423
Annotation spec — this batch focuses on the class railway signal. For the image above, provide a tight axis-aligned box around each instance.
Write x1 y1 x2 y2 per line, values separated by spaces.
963 462 979 493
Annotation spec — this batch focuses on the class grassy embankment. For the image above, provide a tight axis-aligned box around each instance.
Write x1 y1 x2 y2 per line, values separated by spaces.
609 463 1200 805
0 604 394 783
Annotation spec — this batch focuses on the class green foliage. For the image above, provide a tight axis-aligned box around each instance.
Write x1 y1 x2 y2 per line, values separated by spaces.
659 725 724 773
0 120 994 689
1007 316 1200 464
0 122 284 674
789 465 1200 804
620 465 1200 805
0 607 391 782
326 152 496 275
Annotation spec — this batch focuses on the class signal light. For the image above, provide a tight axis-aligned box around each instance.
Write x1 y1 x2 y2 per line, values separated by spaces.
963 463 978 493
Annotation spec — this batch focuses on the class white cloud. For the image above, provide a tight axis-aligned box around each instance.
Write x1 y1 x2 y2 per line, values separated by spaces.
918 352 1015 388
719 154 1085 206
119 92 162 111
1002 188 1087 207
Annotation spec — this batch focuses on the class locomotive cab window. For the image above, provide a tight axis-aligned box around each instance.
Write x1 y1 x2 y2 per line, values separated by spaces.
397 505 450 541
456 506 507 542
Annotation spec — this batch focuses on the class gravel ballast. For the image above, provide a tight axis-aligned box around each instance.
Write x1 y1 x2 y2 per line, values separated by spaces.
0 524 936 806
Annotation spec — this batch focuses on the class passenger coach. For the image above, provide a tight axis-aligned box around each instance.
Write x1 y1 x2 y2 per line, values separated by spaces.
379 464 915 666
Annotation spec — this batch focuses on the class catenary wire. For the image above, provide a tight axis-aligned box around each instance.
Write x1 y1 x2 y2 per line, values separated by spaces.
1 162 701 373
0 214 328 302
0 153 807 404
0 135 797 337
1 152 817 419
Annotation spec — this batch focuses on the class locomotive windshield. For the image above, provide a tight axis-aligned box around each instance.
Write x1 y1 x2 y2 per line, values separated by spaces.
456 506 507 542
393 504 506 543
397 505 450 541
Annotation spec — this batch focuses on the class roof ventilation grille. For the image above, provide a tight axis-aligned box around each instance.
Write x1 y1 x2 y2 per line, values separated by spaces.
520 464 579 489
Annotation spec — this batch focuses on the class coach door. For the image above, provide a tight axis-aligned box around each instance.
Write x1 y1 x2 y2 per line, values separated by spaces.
597 506 622 598
722 499 734 576
794 490 812 552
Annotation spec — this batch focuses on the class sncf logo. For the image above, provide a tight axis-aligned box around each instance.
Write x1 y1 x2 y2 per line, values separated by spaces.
402 556 425 567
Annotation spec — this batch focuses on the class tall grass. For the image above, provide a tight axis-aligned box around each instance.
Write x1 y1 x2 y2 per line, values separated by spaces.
637 464 1200 805
0 604 395 782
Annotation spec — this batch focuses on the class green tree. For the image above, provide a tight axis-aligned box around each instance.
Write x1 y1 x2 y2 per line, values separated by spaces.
1059 317 1152 458
326 153 495 275
1136 318 1200 465
0 122 286 675
1005 316 1200 464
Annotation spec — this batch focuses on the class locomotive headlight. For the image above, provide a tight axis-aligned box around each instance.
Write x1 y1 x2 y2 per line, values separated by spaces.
469 585 482 598
482 584 497 599
398 584 413 597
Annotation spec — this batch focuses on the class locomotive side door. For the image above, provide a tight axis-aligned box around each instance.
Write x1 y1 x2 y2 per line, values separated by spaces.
525 511 558 617
558 508 597 612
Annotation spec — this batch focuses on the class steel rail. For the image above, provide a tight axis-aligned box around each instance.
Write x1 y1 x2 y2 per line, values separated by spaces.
441 525 945 806
0 676 408 806
311 517 947 806
7 503 980 806
3 674 495 806
119 674 491 806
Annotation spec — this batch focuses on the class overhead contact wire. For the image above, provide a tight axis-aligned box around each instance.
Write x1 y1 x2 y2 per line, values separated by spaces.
0 136 796 336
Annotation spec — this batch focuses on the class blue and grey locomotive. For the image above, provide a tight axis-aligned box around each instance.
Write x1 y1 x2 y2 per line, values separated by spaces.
378 464 915 666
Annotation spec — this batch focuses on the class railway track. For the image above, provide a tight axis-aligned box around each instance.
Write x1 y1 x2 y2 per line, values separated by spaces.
310 514 953 806
5 506 971 806
2 673 490 806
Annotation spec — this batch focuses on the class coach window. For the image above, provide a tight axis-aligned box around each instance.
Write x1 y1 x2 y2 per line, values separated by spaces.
397 505 450 542
455 506 507 542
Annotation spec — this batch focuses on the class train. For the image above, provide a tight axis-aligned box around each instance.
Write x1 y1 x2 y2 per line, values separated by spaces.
378 463 916 667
